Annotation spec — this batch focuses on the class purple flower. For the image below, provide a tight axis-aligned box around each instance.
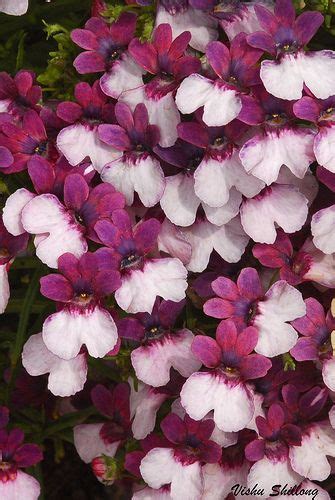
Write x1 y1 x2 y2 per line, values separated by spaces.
119 298 200 386
181 320 271 432
99 102 165 207
0 70 41 117
139 413 221 499
247 0 335 100
94 210 188 313
176 32 262 126
39 251 121 360
204 267 306 357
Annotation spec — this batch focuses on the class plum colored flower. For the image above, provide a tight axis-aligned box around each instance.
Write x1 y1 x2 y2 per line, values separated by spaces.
0 413 42 500
218 0 274 41
176 33 262 126
180 320 271 431
204 267 306 357
119 298 200 386
290 299 335 392
99 102 165 206
0 110 53 174
0 218 28 314
94 210 188 313
294 95 335 174
139 413 221 500
253 231 335 288
121 23 200 148
56 81 119 171
40 251 121 360
20 171 125 268
0 70 41 117
155 0 218 53
239 86 315 185
247 0 335 100
240 184 309 244
22 333 88 397
72 13 144 98
177 118 264 207
0 0 28 15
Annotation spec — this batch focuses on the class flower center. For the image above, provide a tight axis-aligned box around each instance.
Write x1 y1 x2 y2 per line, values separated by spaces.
75 291 93 304
266 113 287 127
34 141 47 156
161 0 188 14
0 461 11 471
120 253 141 270
145 325 164 341
320 107 335 121
0 248 9 259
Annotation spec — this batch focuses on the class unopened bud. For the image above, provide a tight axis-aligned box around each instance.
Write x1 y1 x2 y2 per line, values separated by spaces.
91 455 119 486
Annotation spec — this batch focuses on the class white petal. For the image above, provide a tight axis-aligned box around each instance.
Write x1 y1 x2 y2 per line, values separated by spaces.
254 280 305 357
302 239 335 288
132 155 165 207
180 372 254 432
57 123 118 172
101 156 136 205
240 185 309 243
289 423 335 481
0 264 10 314
2 188 35 235
74 423 120 463
131 329 201 387
42 306 118 360
115 258 187 314
0 471 40 500
203 189 242 226
260 55 304 100
311 205 335 254
0 0 28 15
100 53 144 99
202 462 249 500
301 51 335 99
133 486 172 500
157 218 192 265
160 174 200 227
314 126 335 173
276 166 318 205
182 217 248 273
21 194 87 268
130 381 167 439
248 457 302 497
239 128 315 185
175 74 214 116
322 357 335 391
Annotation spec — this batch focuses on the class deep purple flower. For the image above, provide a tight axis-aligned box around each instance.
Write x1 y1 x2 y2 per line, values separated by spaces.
0 70 41 117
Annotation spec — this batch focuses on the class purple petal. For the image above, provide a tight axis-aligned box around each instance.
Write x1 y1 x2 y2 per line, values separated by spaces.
93 270 121 296
293 96 320 122
246 32 276 55
211 276 239 300
133 103 149 136
173 55 201 80
115 102 134 132
245 438 265 461
177 122 209 148
252 231 293 268
235 326 259 356
57 101 83 123
237 268 262 301
23 110 46 142
94 219 120 248
0 146 13 169
160 413 186 444
118 318 145 341
64 173 90 211
216 319 238 352
71 28 99 50
158 299 185 329
153 23 173 54
281 424 302 446
291 298 326 336
238 95 265 126
240 354 272 380
299 386 328 419
204 298 235 319
73 51 106 74
268 403 285 430
191 335 221 368
290 337 319 361
206 41 230 80
110 12 137 46
133 218 160 254
57 253 81 284
254 4 278 35
6 429 24 455
168 30 191 59
91 384 114 417
274 0 296 27
185 415 214 441
98 124 131 150
40 274 73 302
294 11 324 46
199 440 222 463
28 157 55 194
230 33 262 67
14 444 43 467
128 38 159 74
0 406 9 428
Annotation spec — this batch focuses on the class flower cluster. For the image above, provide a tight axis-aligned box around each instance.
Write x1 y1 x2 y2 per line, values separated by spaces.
1 0 335 498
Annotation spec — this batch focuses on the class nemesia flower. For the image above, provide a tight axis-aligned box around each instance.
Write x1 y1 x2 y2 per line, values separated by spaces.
20 171 124 267
176 33 262 126
253 230 335 288
311 204 335 255
204 267 306 356
218 0 274 41
0 110 53 174
40 251 121 359
119 298 200 386
0 218 28 314
94 210 188 313
294 95 335 173
0 406 42 500
155 0 218 52
180 320 271 431
139 413 221 500
238 86 316 185
0 70 41 116
22 333 88 397
0 0 28 15
99 102 165 206
71 13 144 98
56 81 119 171
122 23 200 147
247 0 335 99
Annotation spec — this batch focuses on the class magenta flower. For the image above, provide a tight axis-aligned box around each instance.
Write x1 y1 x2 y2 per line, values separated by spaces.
94 210 188 313
181 320 271 432
39 251 121 360
139 413 221 499
0 70 41 117
247 0 335 99
204 267 305 357
119 298 200 386
99 101 165 207
176 32 262 126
